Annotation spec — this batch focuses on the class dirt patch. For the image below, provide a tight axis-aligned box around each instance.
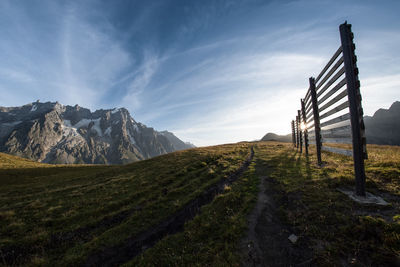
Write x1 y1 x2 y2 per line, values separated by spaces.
240 175 267 266
240 176 313 266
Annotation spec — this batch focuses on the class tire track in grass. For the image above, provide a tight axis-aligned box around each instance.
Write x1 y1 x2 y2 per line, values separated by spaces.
84 147 254 267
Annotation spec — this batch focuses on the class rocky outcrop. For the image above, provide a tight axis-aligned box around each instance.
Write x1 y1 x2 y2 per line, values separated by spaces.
0 101 193 164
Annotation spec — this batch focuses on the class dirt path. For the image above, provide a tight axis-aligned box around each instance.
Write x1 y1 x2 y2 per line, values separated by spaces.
240 175 268 266
240 175 313 266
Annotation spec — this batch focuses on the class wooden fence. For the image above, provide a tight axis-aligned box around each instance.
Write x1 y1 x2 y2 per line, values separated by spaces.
292 22 367 196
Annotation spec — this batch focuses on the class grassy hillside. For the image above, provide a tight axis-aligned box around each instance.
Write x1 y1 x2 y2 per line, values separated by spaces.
0 144 252 266
251 142 400 265
0 152 51 169
0 142 399 266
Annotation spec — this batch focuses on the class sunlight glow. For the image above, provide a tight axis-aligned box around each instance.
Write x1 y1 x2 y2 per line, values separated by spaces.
300 122 307 131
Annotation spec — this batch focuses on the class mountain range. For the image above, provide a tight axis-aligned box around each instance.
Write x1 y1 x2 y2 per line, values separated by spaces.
0 101 194 164
262 101 400 146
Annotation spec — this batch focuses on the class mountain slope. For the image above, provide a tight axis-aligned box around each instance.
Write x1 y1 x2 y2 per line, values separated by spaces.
261 132 292 142
364 101 400 145
0 101 193 164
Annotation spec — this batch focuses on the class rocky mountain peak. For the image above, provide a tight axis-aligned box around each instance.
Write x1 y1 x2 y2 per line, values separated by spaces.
0 102 193 164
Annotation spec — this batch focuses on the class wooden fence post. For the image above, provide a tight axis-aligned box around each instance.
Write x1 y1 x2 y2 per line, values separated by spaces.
340 22 367 196
298 110 303 153
309 77 322 165
296 115 300 149
291 120 296 147
301 99 309 155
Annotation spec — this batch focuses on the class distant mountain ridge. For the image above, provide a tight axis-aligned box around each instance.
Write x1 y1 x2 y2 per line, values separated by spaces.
261 132 292 143
261 101 400 146
364 101 400 146
0 101 194 164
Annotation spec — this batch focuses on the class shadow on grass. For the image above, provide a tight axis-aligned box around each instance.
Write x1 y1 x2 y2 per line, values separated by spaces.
252 143 400 266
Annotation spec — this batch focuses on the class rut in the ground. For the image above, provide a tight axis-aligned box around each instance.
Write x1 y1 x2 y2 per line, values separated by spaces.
241 173 314 266
83 147 254 267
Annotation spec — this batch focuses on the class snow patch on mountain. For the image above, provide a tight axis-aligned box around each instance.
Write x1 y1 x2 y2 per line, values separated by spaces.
104 127 112 136
127 130 136 144
62 119 103 137
90 118 102 136
74 118 92 129
64 118 103 136
2 121 22 126
62 120 82 138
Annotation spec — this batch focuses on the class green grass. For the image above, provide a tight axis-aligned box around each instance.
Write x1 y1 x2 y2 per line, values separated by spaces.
0 141 399 266
253 142 400 265
0 144 251 266
126 161 258 266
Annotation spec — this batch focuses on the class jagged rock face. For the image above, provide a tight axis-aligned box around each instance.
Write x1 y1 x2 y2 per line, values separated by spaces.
364 101 400 146
0 101 194 164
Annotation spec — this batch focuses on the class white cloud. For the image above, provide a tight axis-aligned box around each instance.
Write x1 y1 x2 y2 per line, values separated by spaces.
121 51 160 111
0 68 34 83
168 52 325 146
56 7 132 109
0 2 134 110
361 74 400 116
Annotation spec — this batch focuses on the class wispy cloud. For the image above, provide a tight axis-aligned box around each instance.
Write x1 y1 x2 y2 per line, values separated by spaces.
0 0 399 146
0 68 34 83
0 1 134 110
166 51 324 146
55 5 133 109
121 50 160 111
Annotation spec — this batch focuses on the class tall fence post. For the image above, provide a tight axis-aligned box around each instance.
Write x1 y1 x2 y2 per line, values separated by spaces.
296 115 299 149
298 110 303 153
340 22 367 196
291 120 296 147
309 77 322 165
301 99 309 155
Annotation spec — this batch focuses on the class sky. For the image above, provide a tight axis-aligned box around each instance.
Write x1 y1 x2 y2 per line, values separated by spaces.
0 0 399 146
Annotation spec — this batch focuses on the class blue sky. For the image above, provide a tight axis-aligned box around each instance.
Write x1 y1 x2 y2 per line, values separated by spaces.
0 0 399 146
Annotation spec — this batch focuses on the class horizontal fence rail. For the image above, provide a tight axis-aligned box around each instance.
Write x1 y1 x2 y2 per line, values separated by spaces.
291 22 367 196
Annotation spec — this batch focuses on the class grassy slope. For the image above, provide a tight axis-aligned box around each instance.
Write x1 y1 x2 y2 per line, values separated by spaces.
127 142 400 266
253 142 400 265
126 156 258 266
0 142 399 266
0 144 251 266
0 152 52 169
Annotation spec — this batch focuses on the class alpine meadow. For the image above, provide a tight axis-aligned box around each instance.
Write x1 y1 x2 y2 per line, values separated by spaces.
1 0 400 266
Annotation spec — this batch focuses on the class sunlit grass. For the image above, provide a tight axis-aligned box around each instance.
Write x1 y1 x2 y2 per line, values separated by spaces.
254 141 400 265
0 141 398 266
0 144 252 266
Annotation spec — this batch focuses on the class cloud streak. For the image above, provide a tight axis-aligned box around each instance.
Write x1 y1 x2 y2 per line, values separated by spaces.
0 0 399 146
